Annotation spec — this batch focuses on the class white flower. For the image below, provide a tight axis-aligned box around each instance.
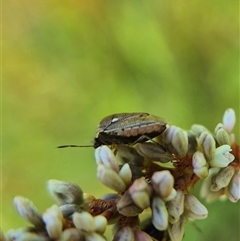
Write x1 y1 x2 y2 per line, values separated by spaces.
209 145 235 167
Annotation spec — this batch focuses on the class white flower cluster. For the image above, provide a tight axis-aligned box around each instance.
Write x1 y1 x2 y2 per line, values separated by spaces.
95 145 209 241
191 109 239 202
3 108 239 241
5 182 108 241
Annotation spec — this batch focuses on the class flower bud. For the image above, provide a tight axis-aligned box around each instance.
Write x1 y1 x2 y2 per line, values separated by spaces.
129 178 151 209
209 145 235 167
95 146 119 172
134 230 153 241
223 108 236 133
60 228 83 241
59 204 82 219
187 132 198 154
73 212 94 233
48 180 83 205
225 170 240 202
119 163 132 186
163 189 177 202
113 226 134 241
192 151 209 179
168 214 187 241
215 123 230 146
6 228 49 241
199 132 216 162
93 215 107 234
184 194 208 220
167 189 184 224
117 190 143 216
211 166 235 191
191 124 210 137
42 205 63 239
200 168 223 202
151 171 174 199
171 128 188 158
152 196 168 231
13 196 44 227
163 126 188 158
97 164 126 193
85 232 106 241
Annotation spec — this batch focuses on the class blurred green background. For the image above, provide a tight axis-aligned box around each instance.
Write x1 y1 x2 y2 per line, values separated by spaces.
3 0 239 240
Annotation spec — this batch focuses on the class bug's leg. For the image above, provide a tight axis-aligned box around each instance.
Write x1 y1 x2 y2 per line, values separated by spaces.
110 144 120 155
132 135 161 146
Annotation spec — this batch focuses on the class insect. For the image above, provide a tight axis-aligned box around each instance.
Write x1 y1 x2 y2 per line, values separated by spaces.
58 112 167 149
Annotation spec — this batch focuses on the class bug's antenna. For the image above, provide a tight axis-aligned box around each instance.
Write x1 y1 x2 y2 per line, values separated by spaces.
57 144 93 148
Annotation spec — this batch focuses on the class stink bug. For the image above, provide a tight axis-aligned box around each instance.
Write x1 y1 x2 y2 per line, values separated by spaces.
94 113 167 147
58 112 167 149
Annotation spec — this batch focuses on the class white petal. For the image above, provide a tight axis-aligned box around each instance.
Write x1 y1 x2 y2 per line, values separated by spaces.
210 145 235 167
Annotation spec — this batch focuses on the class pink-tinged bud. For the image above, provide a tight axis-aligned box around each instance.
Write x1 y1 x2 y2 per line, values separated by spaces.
129 178 151 209
113 226 134 241
223 108 236 133
134 230 153 241
192 151 209 179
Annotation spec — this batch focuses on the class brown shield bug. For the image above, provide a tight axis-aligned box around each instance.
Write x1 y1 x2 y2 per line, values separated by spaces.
58 112 167 149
